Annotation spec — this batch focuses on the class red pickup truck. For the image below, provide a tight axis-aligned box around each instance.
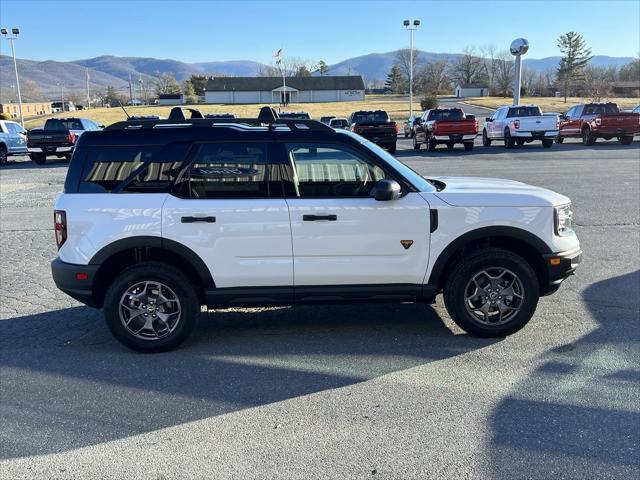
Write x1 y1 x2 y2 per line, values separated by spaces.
557 103 639 146
412 108 478 151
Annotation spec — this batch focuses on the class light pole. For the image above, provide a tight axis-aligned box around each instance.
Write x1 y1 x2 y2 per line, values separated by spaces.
510 38 529 106
403 19 420 118
57 83 64 112
1 28 24 126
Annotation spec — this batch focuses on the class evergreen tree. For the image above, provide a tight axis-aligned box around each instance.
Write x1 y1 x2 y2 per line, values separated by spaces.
557 32 593 102
317 60 329 76
183 80 197 104
384 65 406 94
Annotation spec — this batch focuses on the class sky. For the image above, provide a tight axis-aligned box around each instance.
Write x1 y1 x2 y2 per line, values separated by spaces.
1 0 638 64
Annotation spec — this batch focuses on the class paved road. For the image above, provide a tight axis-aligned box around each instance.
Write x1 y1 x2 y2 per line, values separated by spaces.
1 138 639 479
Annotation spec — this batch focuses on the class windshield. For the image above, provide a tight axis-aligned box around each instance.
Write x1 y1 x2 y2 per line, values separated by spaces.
336 132 433 192
507 106 542 117
428 109 464 121
351 111 389 124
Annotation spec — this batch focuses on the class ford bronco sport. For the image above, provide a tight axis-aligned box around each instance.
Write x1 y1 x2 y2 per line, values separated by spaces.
51 107 581 352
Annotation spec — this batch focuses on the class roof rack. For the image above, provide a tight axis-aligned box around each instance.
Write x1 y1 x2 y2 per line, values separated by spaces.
105 106 334 132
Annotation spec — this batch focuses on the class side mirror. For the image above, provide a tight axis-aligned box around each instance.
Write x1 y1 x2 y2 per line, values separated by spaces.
485 117 492 122
373 179 402 201
98 124 105 129
559 115 566 121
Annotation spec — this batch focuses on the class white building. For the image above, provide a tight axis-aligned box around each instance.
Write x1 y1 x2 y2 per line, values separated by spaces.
158 94 185 105
454 84 489 98
204 76 365 104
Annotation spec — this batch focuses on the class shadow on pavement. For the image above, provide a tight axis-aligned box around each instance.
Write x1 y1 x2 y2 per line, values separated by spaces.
488 270 640 478
0 302 498 459
0 157 70 170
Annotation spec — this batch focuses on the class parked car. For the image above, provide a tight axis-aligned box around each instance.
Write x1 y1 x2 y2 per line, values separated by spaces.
320 116 336 125
50 106 581 352
27 117 103 164
329 117 349 129
557 103 639 146
278 111 311 119
51 101 76 112
0 120 28 166
403 115 418 138
349 110 398 153
483 105 557 148
412 108 478 151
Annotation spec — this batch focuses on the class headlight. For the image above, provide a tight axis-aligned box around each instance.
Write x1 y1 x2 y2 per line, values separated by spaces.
554 204 573 236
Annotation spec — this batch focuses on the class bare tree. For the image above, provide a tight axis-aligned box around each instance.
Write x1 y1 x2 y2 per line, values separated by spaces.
522 68 537 96
154 72 181 95
258 57 318 77
449 47 487 87
479 44 498 93
395 48 422 93
494 50 514 97
582 65 612 101
417 59 449 96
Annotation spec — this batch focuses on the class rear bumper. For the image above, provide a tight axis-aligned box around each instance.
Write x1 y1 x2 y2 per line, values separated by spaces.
593 126 640 136
28 146 74 153
513 130 558 139
433 134 477 141
51 258 99 307
359 133 397 144
542 247 582 295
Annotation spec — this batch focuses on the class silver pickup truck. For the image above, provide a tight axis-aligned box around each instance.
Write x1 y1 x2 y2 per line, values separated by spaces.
482 105 558 148
0 119 28 166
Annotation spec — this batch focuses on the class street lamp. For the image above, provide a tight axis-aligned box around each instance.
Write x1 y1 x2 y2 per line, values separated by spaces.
1 27 24 127
403 19 420 118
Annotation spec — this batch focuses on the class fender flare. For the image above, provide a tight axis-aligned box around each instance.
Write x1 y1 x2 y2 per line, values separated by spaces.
90 236 215 288
427 226 551 286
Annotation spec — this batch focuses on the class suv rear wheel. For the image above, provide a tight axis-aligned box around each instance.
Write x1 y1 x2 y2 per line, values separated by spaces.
0 145 7 166
30 153 46 165
103 262 200 352
443 248 540 337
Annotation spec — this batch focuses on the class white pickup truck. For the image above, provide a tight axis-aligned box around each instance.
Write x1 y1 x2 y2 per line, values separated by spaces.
482 105 558 148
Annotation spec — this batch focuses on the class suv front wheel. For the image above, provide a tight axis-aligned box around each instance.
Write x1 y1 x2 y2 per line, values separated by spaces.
443 248 540 337
104 262 200 352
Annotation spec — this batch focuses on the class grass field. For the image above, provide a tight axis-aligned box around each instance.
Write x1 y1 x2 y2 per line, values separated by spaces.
459 96 640 112
22 94 640 129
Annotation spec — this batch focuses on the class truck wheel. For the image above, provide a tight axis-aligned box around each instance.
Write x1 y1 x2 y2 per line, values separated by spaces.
387 144 397 154
504 129 515 149
482 130 491 146
103 262 200 353
555 135 564 144
443 248 540 337
542 139 553 148
446 142 454 150
427 137 437 151
516 138 525 146
30 153 46 165
0 145 7 166
463 142 474 152
619 136 633 145
582 126 596 146
412 136 421 150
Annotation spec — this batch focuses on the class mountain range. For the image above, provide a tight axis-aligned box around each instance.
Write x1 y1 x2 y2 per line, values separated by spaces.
0 51 634 101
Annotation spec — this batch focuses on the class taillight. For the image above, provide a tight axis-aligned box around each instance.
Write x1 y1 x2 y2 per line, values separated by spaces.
514 120 520 129
54 210 67 249
68 131 76 144
394 122 399 134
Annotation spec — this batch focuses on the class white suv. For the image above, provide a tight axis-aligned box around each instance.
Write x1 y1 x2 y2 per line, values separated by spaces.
51 107 581 352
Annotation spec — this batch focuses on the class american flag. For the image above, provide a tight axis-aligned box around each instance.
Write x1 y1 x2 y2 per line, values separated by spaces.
273 48 282 65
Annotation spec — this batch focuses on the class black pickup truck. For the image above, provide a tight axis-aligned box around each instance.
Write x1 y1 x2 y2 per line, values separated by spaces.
27 117 103 164
349 110 398 153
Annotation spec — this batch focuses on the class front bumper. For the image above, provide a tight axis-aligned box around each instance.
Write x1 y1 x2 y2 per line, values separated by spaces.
51 258 100 307
542 247 582 295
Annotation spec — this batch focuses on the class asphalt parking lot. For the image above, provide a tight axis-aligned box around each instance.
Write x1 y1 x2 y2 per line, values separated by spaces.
1 136 639 479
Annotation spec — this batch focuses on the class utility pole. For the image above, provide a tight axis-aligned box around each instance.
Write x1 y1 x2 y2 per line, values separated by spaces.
57 83 64 112
128 73 134 105
86 68 91 109
403 19 420 118
1 28 24 126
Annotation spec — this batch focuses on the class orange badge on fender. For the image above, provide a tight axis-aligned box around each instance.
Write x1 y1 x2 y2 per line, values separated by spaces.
400 240 414 250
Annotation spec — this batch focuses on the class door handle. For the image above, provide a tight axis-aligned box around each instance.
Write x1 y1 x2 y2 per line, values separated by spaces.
303 214 337 221
181 216 216 223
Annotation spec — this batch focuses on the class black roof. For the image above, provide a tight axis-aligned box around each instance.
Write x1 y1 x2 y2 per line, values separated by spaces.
205 76 365 92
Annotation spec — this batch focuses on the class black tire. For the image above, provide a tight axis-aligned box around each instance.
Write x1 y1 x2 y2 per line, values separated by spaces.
516 138 525 146
542 138 553 148
0 145 7 166
387 143 397 154
443 248 540 337
555 135 564 144
103 262 200 353
619 136 633 145
504 129 514 149
446 142 454 150
463 142 474 152
30 153 46 165
427 137 437 152
482 129 491 146
413 135 421 150
404 131 409 138
582 126 596 146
